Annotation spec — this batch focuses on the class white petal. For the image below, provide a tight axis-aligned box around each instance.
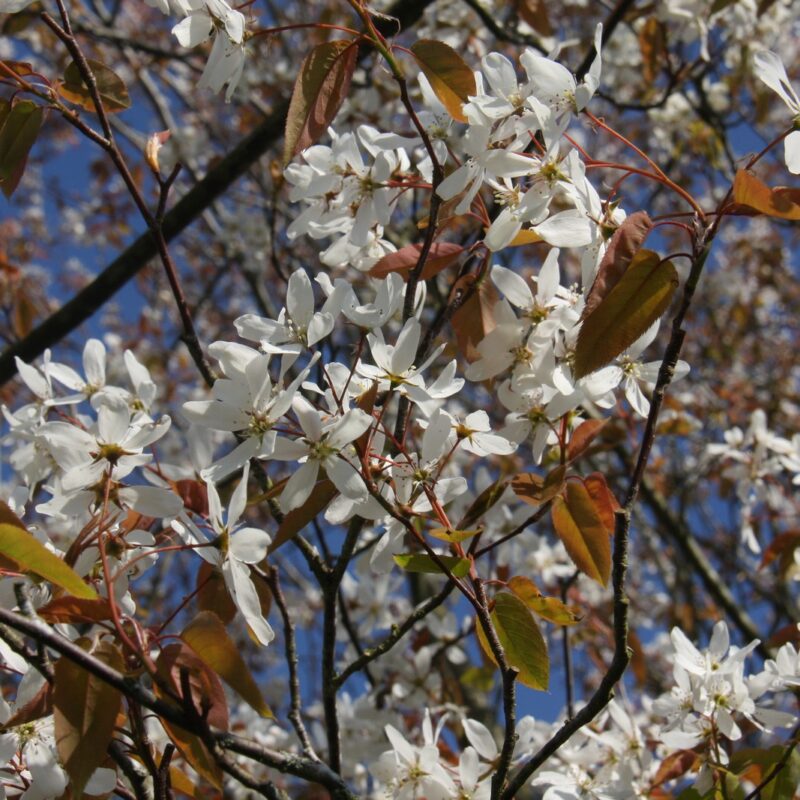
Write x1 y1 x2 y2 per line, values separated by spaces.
785 130 800 174
230 526 271 564
463 718 498 760
224 558 274 645
280 461 320 512
491 265 534 309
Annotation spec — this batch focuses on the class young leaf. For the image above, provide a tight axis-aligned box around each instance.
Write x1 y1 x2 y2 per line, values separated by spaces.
155 643 228 789
567 419 608 463
428 526 482 543
0 522 97 599
514 0 552 36
37 596 113 624
475 592 549 690
507 575 541 604
283 39 358 164
573 248 678 379
0 100 43 198
451 272 498 363
53 640 123 797
393 553 471 577
512 464 566 507
551 480 612 586
732 169 800 221
181 611 273 719
525 595 583 626
270 478 337 552
196 562 237 623
57 60 131 113
638 18 665 85
410 40 476 123
583 211 653 319
368 242 463 281
583 472 619 535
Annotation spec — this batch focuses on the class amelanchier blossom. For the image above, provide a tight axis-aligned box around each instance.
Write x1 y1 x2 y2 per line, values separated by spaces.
752 50 800 174
173 463 274 645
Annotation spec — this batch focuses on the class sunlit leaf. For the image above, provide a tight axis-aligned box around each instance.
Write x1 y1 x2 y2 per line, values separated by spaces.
410 39 476 123
476 592 549 690
567 419 608 463
638 18 665 85
0 519 97 600
732 169 800 221
507 575 541 604
525 595 583 625
283 39 358 164
583 472 620 535
182 611 272 718
57 59 131 113
393 552 471 578
53 640 123 797
512 464 566 507
551 480 612 586
428 526 482 543
574 249 678 379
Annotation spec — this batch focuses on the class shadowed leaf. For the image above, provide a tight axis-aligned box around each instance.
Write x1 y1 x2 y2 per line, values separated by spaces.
567 419 608 463
182 611 273 718
393 553 471 577
512 465 566 507
0 99 43 198
58 60 131 113
270 478 337 552
369 242 463 281
53 640 123 797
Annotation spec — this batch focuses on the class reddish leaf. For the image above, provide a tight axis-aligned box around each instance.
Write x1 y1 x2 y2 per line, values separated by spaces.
174 479 208 517
368 242 463 281
4 682 52 728
283 40 358 164
155 643 228 789
182 612 273 718
450 272 498 363
515 0 552 36
574 249 678 379
638 18 665 85
271 478 338 552
651 749 698 787
196 562 237 624
583 472 619 535
53 640 123 796
38 596 114 624
551 480 612 586
57 59 131 113
583 211 654 319
410 40 476 123
567 419 608 463
760 530 800 577
732 169 800 220
512 465 566 507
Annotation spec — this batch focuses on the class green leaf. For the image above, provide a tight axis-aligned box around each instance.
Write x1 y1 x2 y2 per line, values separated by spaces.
476 592 549 690
428 526 482 543
551 480 611 586
57 59 131 113
393 553 471 577
283 39 358 164
53 640 123 797
0 521 97 599
508 575 582 625
573 248 678 379
410 39 476 123
0 100 43 198
181 611 273 719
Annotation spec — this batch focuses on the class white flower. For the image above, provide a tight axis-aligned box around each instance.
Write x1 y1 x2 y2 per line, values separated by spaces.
271 398 373 512
752 50 800 174
174 463 274 645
